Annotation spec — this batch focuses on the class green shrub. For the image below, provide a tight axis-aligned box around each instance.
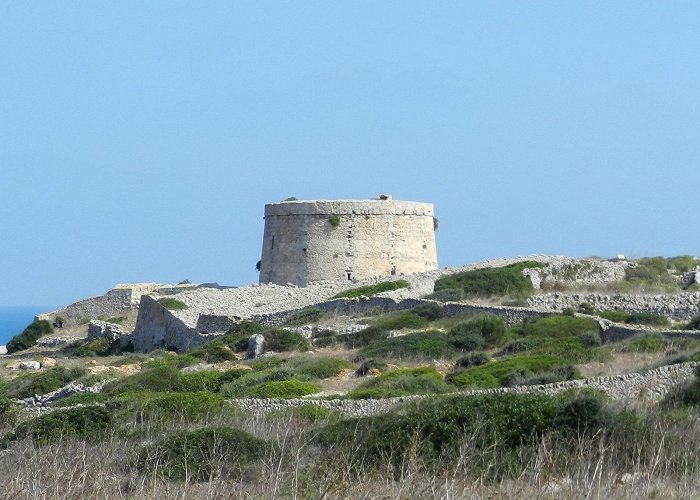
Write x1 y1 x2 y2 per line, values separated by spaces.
423 288 465 302
219 368 294 398
357 331 457 361
626 312 670 326
685 315 700 330
577 302 595 315
345 312 430 349
103 365 181 395
349 367 449 399
501 365 579 387
625 333 668 353
553 396 608 431
157 298 188 311
187 322 269 361
7 366 87 399
411 303 443 321
283 308 325 326
668 255 698 273
450 355 570 389
174 369 250 393
316 393 561 466
514 315 599 338
328 215 341 227
110 391 225 422
313 330 338 347
51 392 108 408
455 352 490 369
599 310 630 322
332 280 411 299
433 261 546 298
74 338 114 357
0 397 18 427
263 329 310 352
448 314 507 347
289 356 352 379
6 319 54 353
526 335 608 363
135 427 270 481
244 380 319 399
449 330 485 352
11 406 113 445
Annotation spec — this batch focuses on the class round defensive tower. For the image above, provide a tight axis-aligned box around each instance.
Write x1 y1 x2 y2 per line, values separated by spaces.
258 195 438 286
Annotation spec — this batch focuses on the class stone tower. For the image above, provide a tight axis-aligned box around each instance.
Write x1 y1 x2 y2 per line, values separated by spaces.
258 195 438 286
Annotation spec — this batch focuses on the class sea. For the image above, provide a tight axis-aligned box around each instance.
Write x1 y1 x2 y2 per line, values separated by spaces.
0 306 55 346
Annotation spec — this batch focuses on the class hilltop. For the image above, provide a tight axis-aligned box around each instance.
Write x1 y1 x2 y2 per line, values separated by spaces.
1 254 700 498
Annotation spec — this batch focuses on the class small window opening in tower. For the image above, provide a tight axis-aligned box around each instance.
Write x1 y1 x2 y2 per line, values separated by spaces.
271 235 275 250
347 271 352 280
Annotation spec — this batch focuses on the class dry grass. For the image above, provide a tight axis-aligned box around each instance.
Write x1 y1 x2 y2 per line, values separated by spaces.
0 403 699 499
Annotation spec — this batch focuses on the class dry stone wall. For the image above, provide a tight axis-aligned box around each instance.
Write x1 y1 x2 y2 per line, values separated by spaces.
230 362 699 417
529 292 700 321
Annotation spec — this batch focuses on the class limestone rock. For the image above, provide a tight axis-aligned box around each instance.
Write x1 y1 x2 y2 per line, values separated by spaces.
39 357 56 368
19 360 41 371
0 346 7 355
5 361 21 370
84 359 98 366
88 363 140 375
247 334 265 359
88 320 127 342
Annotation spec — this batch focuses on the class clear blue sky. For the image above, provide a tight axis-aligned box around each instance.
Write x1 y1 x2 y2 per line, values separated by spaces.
2 2 699 307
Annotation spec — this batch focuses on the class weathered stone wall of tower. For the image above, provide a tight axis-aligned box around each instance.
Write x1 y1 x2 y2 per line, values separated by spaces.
259 199 437 286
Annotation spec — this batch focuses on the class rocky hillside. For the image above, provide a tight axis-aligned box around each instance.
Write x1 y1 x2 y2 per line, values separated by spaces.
2 254 700 498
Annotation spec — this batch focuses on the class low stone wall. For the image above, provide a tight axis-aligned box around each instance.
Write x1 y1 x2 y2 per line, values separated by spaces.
229 362 699 417
528 292 700 322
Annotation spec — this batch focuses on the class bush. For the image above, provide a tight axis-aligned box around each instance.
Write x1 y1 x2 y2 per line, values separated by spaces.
158 298 188 310
455 352 490 369
135 427 270 481
317 393 561 464
328 215 341 227
686 315 700 330
448 314 507 347
599 310 630 322
357 331 457 361
433 261 546 298
332 280 410 299
188 322 264 361
7 366 88 399
283 308 325 326
668 255 698 273
450 355 570 389
577 302 595 315
526 335 607 363
553 396 608 431
219 368 294 398
626 333 667 353
74 338 114 357
244 380 319 399
501 365 579 387
411 303 443 321
11 406 113 445
110 391 224 422
0 397 18 427
626 312 670 326
349 367 450 399
312 329 338 348
6 319 53 353
423 288 465 302
263 329 311 352
51 392 108 408
289 356 352 379
345 312 430 349
514 315 599 338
